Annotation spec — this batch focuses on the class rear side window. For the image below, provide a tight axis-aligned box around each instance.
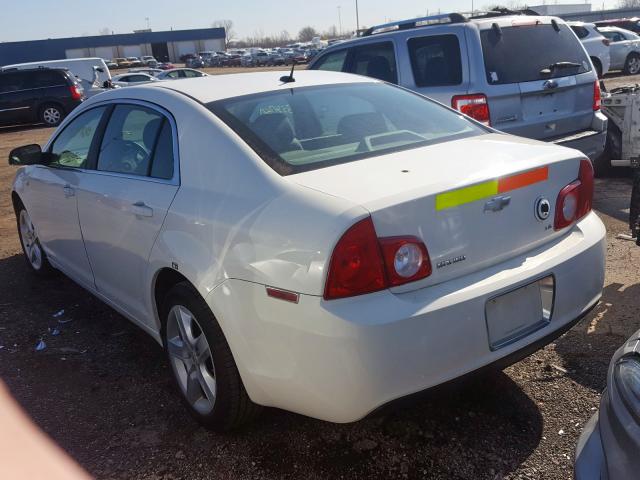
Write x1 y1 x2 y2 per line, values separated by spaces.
0 72 26 93
570 26 589 39
481 23 591 84
346 42 397 84
25 70 66 89
98 105 172 177
408 35 462 87
150 121 175 179
312 49 348 72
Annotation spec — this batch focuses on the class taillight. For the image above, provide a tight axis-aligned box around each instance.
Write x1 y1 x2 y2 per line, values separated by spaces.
593 81 601 111
379 237 432 287
554 159 594 230
324 218 432 300
451 94 490 126
602 38 610 46
324 218 386 300
69 84 83 101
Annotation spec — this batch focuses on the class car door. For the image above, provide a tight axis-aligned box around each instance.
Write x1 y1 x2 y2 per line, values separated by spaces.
603 31 628 68
0 71 34 124
24 106 108 287
75 102 179 322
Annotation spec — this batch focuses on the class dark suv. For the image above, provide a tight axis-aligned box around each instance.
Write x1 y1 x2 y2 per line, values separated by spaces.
0 68 84 127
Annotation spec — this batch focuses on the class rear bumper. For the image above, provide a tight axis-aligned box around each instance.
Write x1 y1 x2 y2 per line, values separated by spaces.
551 111 608 160
208 213 606 423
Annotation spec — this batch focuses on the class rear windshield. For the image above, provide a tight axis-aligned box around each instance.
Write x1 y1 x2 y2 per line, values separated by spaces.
208 83 486 175
480 23 591 84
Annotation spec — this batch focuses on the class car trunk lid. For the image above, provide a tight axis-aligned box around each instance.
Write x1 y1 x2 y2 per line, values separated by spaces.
479 20 595 139
290 133 584 293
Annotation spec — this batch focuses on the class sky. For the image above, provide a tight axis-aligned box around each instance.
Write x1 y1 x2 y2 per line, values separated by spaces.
0 0 619 43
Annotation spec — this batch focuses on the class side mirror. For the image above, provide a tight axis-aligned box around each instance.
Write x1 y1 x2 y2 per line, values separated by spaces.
9 144 44 165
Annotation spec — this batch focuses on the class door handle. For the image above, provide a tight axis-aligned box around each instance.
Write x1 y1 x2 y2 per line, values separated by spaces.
63 185 75 198
131 201 153 218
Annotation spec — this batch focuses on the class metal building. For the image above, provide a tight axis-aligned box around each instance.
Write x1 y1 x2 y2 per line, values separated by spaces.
0 28 226 66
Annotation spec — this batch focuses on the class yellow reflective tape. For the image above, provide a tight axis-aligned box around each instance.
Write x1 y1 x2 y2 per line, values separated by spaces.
435 180 499 211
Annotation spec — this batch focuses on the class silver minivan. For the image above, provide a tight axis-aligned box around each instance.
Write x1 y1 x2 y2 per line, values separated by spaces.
309 13 607 161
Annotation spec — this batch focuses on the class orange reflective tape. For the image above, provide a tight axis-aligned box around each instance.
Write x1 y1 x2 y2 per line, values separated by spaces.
498 166 548 193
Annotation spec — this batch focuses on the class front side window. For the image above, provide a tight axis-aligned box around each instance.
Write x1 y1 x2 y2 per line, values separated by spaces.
570 26 589 39
346 42 397 84
97 105 166 176
49 107 106 168
408 34 462 87
209 83 485 175
312 49 348 72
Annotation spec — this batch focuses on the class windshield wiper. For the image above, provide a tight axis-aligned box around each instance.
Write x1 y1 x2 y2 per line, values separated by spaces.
540 61 582 76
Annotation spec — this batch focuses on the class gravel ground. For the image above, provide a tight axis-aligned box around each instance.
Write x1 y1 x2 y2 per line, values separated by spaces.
0 74 639 480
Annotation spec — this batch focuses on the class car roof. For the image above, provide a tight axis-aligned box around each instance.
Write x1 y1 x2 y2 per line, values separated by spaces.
142 70 377 103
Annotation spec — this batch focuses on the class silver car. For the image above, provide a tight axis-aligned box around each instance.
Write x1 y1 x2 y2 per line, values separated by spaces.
598 26 640 75
309 12 607 162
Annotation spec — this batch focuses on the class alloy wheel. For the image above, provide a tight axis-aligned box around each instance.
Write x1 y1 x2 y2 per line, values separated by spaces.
166 305 217 414
42 107 61 125
19 209 42 270
629 57 640 74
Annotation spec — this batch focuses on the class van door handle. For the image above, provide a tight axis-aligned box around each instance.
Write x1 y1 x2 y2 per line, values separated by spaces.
63 185 75 198
131 201 153 218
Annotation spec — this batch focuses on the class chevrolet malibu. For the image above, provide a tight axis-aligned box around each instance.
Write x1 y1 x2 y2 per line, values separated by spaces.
9 71 606 430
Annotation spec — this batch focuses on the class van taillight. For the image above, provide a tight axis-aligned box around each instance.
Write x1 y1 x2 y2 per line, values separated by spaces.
451 94 490 126
554 159 594 230
324 217 432 300
593 81 601 111
69 85 83 101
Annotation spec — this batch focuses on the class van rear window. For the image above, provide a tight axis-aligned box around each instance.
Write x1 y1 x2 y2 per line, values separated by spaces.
480 23 591 84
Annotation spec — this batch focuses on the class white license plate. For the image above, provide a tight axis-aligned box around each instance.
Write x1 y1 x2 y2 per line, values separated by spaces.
485 277 554 351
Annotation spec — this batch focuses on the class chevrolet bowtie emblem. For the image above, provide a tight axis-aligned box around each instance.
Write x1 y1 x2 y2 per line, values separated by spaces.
484 196 511 213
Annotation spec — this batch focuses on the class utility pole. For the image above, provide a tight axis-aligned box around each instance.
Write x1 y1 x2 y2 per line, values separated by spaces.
338 6 343 36
145 17 150 29
355 0 360 35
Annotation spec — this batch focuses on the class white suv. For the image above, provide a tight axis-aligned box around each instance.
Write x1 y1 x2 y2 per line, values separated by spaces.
568 21 611 78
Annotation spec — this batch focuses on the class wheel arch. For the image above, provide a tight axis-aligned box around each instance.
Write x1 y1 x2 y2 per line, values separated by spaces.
152 267 203 336
11 190 24 215
590 56 602 77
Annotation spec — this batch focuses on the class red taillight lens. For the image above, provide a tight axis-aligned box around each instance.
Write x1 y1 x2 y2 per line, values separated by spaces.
324 219 432 300
554 159 594 230
451 94 490 125
324 218 386 300
69 84 83 101
593 81 601 111
379 237 432 287
602 38 610 46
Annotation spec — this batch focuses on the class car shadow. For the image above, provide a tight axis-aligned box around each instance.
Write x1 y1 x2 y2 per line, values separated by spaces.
554 282 640 392
594 175 633 225
0 253 543 479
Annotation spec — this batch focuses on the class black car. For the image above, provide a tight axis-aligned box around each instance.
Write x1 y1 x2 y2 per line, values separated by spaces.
0 68 84 127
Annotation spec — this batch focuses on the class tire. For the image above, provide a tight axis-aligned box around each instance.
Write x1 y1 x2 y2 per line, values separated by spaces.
593 123 621 178
624 53 640 75
161 282 261 431
591 57 603 79
16 203 55 276
39 103 65 126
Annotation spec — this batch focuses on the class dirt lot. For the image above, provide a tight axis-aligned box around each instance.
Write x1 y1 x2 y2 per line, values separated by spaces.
0 74 639 480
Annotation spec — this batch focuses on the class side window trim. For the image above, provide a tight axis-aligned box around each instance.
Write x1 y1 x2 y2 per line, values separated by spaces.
44 99 180 185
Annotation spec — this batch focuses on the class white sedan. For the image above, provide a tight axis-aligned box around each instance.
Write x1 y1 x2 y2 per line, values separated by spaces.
111 72 159 87
8 71 605 430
